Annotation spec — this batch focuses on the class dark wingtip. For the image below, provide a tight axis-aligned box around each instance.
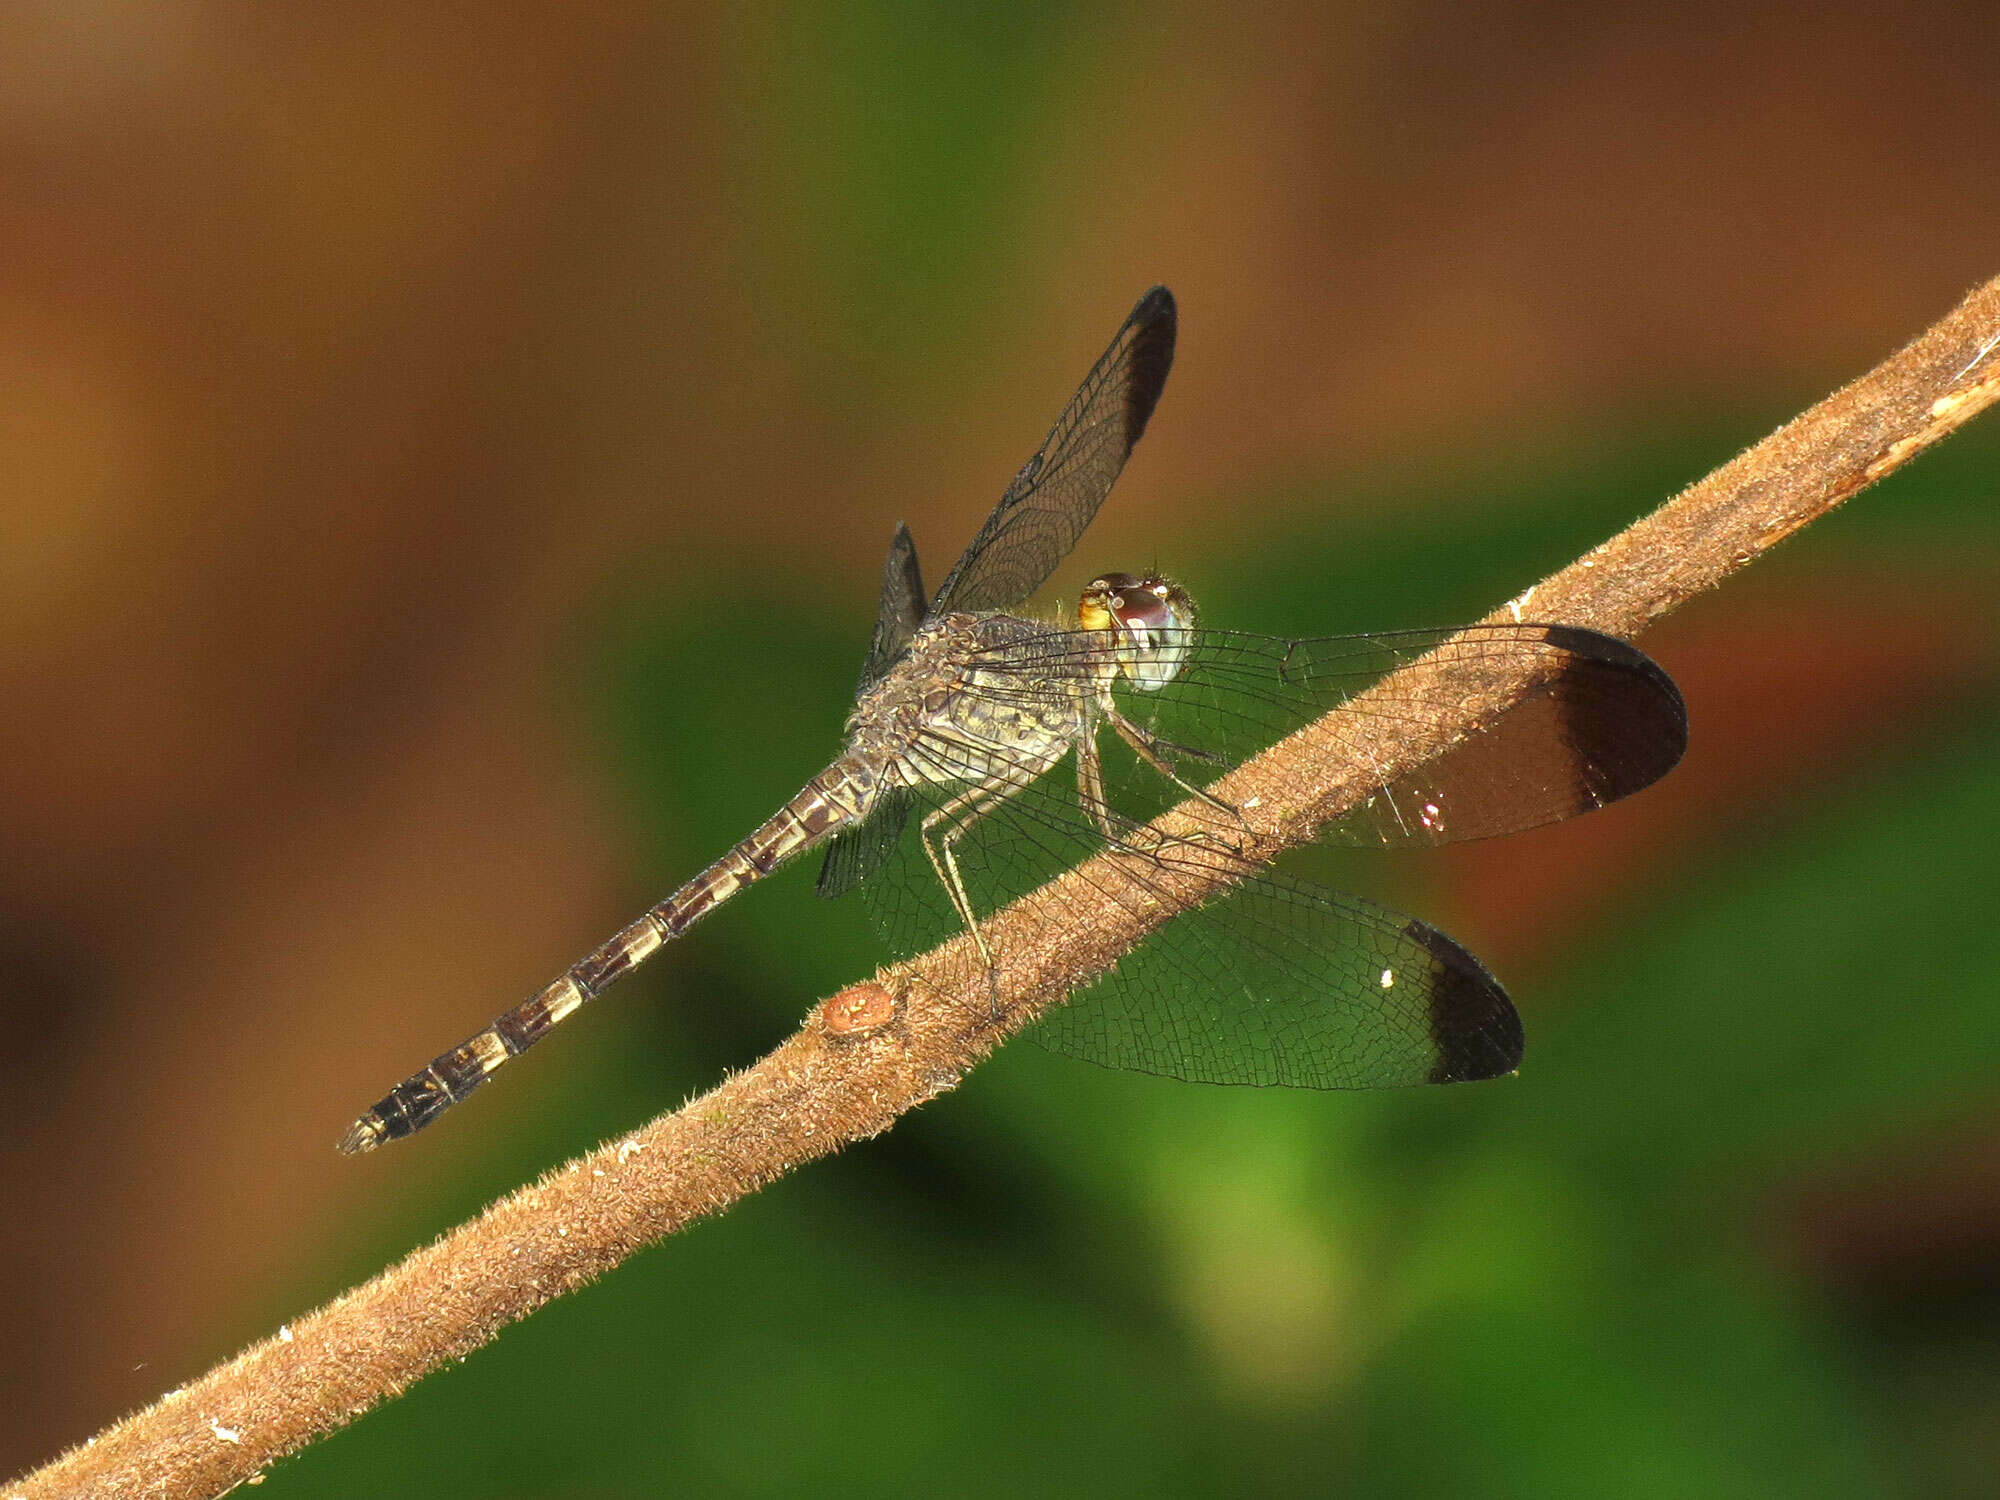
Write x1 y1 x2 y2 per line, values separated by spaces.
1404 920 1524 1084
1535 624 1690 801
1537 625 1687 716
1122 286 1178 449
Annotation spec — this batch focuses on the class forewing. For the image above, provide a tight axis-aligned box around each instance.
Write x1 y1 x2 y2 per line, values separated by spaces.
930 287 1177 615
955 622 1687 846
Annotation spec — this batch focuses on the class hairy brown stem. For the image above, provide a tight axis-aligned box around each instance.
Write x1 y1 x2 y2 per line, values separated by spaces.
19 274 2000 1498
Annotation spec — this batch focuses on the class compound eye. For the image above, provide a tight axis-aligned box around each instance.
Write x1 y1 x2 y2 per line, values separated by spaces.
1109 589 1171 632
1105 575 1194 692
1080 571 1149 634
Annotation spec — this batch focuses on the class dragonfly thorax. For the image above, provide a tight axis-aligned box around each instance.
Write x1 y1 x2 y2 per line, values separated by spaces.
1079 572 1195 692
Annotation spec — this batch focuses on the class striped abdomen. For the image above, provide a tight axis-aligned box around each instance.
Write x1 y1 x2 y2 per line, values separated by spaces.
337 758 876 1153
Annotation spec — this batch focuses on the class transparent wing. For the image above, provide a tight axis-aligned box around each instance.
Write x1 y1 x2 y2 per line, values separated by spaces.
838 618 1679 1087
1033 867 1522 1088
816 787 911 901
955 621 1688 847
855 722 1521 1089
929 287 1177 616
826 288 1175 896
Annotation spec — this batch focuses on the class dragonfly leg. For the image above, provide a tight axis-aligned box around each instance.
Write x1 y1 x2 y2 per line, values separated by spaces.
1076 732 1178 853
919 782 1012 980
1137 732 1230 767
1074 733 1123 843
1103 707 1251 833
1094 708 1257 863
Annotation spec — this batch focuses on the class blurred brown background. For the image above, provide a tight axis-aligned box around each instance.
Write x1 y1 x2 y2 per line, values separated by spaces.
7 3 2000 1492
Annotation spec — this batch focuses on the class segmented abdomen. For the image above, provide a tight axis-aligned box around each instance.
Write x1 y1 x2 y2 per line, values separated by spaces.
336 756 878 1153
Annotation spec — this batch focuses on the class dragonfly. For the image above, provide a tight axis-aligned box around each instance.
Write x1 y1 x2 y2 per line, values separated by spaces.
338 286 1686 1154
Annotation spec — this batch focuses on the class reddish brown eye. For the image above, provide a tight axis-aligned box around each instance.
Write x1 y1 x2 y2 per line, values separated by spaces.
1079 571 1189 641
1109 583 1172 631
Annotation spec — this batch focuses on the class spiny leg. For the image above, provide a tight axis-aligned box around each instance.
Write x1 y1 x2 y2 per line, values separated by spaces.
1131 730 1229 767
1102 707 1233 812
919 781 1013 1012
919 782 1011 964
1077 723 1253 881
1075 729 1176 853
1075 731 1120 843
1100 706 1254 853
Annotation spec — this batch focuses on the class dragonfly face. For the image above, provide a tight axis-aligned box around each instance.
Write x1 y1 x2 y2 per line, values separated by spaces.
1079 572 1196 692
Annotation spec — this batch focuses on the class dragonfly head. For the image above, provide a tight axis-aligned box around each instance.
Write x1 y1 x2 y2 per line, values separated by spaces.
1078 572 1196 691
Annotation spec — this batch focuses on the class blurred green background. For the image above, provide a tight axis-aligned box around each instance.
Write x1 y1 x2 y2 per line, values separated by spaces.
6 5 2000 1495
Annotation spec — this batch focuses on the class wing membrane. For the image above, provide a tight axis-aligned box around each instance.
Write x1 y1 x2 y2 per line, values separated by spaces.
956 622 1688 847
855 718 1521 1089
815 787 912 900
930 287 1177 615
1034 868 1521 1088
